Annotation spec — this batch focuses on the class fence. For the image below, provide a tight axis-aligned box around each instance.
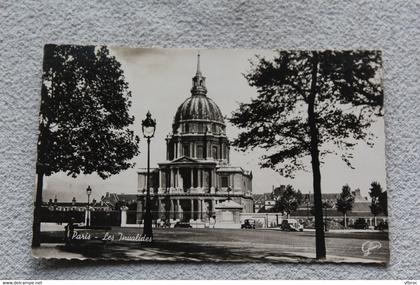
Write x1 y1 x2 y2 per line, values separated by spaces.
90 211 120 227
39 208 85 224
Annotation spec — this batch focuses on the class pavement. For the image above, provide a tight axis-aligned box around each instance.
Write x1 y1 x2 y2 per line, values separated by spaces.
33 227 389 264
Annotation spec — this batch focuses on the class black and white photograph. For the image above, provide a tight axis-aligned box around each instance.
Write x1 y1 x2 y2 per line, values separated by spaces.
31 45 388 263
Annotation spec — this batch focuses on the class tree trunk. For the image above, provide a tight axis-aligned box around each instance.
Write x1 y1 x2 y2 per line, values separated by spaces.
344 213 347 228
32 171 44 247
308 52 326 259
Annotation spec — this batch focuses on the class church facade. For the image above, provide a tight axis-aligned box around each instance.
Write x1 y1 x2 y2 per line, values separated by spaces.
136 54 253 226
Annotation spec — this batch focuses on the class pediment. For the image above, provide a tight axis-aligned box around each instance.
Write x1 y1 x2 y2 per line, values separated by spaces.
171 156 199 164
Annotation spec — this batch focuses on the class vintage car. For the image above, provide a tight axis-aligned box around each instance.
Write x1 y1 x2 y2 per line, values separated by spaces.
280 219 304 231
241 219 256 229
174 222 192 228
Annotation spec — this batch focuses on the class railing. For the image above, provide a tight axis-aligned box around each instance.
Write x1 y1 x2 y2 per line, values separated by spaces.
39 208 85 223
124 210 216 225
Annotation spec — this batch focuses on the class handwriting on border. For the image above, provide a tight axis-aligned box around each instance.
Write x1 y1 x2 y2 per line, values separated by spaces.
71 231 152 242
361 240 381 256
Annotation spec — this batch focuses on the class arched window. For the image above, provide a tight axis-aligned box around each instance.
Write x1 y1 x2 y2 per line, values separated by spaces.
196 145 204 159
212 124 216 133
221 176 229 188
183 144 190 157
212 146 218 159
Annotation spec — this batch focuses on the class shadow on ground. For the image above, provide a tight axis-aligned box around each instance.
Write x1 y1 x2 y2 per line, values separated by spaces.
60 241 315 263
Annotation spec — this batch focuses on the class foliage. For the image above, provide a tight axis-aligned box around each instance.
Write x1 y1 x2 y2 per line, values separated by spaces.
369 182 386 216
230 50 383 177
353 218 368 229
336 184 355 215
38 44 140 179
379 191 388 216
230 50 383 258
272 185 303 216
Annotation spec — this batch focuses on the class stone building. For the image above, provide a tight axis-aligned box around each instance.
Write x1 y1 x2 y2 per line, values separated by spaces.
136 54 253 226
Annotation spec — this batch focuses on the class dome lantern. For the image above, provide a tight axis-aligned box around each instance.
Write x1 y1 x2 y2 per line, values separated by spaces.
191 53 207 96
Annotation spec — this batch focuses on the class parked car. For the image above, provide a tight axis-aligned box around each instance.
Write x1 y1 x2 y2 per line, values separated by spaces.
174 222 192 228
375 221 388 231
241 219 256 229
280 219 304 231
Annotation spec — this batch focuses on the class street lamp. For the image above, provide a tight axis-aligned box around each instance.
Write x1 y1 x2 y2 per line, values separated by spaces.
227 186 232 201
86 186 92 227
142 111 156 240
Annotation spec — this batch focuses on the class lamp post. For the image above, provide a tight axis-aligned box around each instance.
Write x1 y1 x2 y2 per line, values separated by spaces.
227 186 232 201
306 192 311 224
86 186 92 227
142 111 156 240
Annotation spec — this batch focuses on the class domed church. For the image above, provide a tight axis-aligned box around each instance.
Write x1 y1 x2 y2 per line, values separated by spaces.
136 54 253 227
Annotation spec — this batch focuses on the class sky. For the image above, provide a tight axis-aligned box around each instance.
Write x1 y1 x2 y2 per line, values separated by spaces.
43 48 386 203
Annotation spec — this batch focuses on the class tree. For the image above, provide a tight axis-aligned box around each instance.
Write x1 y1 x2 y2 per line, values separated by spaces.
379 190 388 216
336 185 355 228
369 182 384 226
230 50 383 259
272 185 303 218
33 44 140 247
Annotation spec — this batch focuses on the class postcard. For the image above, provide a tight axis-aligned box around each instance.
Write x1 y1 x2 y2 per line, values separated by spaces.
32 45 388 263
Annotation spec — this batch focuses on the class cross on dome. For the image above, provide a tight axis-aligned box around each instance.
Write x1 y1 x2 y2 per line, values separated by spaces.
191 52 207 96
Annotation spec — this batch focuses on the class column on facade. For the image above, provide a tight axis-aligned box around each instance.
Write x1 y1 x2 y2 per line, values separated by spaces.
190 199 194 220
159 170 162 192
176 199 180 220
212 169 216 189
157 198 162 219
177 139 182 158
219 138 223 161
227 145 230 163
178 168 183 190
190 142 194 158
198 199 202 220
230 173 234 190
166 139 170 160
170 199 175 220
198 169 202 188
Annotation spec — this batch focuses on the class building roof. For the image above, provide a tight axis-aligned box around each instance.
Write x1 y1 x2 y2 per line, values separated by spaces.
216 166 252 176
215 199 243 209
174 96 224 125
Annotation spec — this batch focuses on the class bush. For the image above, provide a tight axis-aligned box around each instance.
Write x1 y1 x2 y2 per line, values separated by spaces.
375 221 388 231
353 218 368 229
326 219 345 230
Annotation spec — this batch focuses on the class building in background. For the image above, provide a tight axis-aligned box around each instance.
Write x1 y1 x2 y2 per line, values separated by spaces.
135 54 253 227
250 186 387 228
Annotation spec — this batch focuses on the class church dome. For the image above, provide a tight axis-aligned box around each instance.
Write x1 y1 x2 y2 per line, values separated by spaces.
174 95 224 125
172 53 226 134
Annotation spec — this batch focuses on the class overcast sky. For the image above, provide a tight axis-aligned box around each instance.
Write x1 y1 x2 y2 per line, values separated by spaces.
43 48 386 203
